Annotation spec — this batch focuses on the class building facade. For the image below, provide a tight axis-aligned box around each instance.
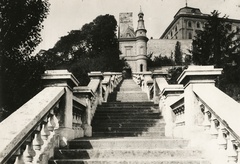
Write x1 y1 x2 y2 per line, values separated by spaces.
160 6 240 40
119 6 240 72
119 9 148 72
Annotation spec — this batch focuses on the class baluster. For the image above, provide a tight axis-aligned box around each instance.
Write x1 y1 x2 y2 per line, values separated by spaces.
14 156 23 164
210 118 219 139
237 145 240 164
217 125 227 150
180 110 183 123
41 118 50 141
32 125 44 151
202 110 211 131
53 114 60 130
22 141 35 163
47 116 55 132
14 148 24 164
226 135 237 163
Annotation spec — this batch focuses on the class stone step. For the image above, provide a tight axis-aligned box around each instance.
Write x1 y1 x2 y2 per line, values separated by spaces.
92 118 162 124
49 159 211 164
68 138 189 149
91 122 165 128
93 126 164 132
92 131 165 137
53 148 204 160
93 114 161 119
119 87 141 91
100 102 154 106
95 109 160 114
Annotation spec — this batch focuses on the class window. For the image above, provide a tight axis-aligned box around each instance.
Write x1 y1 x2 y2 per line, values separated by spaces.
125 46 132 56
188 21 192 28
140 64 143 72
188 32 192 39
197 22 200 28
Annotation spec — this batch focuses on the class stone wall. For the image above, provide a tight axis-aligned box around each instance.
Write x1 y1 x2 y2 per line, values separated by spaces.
147 39 192 59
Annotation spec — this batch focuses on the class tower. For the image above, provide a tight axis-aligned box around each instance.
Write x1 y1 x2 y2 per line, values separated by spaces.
118 8 148 73
135 7 148 72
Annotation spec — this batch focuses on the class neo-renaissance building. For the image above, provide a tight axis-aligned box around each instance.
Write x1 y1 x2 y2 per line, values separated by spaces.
118 6 240 72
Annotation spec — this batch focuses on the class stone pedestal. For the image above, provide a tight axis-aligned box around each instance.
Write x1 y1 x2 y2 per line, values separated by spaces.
152 70 168 104
88 72 103 105
160 85 184 137
177 66 222 140
84 124 92 137
42 70 79 147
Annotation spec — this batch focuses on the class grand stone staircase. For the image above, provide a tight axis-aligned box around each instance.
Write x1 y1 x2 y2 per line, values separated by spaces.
49 79 210 164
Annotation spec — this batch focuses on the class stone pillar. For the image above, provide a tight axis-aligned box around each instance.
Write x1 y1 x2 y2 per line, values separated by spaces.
160 85 184 137
88 72 103 105
42 70 79 147
103 72 112 99
152 70 168 104
142 72 153 100
73 86 94 137
177 66 222 139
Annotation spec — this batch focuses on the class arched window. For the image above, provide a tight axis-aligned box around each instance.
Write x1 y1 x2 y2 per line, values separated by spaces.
188 32 192 39
140 64 143 72
188 21 192 28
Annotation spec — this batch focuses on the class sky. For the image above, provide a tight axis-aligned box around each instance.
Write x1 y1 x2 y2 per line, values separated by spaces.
33 0 240 55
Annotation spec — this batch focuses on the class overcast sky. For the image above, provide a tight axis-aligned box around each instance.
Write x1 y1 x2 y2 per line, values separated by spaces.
33 0 240 55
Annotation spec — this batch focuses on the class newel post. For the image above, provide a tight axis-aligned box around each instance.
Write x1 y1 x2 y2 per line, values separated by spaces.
152 70 168 104
102 72 112 102
177 66 222 139
42 70 79 147
88 72 103 105
73 86 94 137
160 85 184 137
142 72 153 100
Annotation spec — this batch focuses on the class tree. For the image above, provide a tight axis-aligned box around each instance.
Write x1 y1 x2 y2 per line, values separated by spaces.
192 10 240 67
147 53 174 68
0 0 49 118
191 10 240 101
174 41 183 65
38 14 123 85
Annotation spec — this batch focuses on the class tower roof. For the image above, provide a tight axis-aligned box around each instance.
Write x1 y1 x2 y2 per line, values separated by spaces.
174 6 205 18
138 6 144 16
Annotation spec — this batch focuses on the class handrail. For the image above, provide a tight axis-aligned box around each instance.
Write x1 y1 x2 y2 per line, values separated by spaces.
0 87 64 163
160 66 240 164
193 84 240 141
0 70 123 163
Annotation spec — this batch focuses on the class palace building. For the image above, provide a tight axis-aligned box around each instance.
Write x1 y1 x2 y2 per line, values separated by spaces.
118 6 240 72
160 6 240 40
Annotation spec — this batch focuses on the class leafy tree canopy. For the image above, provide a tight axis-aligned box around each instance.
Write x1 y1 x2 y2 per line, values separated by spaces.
174 41 183 65
0 0 49 119
191 10 240 101
192 10 240 67
37 14 123 85
147 53 174 68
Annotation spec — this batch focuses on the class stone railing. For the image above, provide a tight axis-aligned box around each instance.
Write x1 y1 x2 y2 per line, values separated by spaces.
102 72 122 102
160 66 240 164
0 70 122 164
132 71 168 103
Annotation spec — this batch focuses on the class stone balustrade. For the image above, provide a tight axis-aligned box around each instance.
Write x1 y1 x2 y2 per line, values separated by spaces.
0 70 122 164
160 66 240 164
132 71 169 103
